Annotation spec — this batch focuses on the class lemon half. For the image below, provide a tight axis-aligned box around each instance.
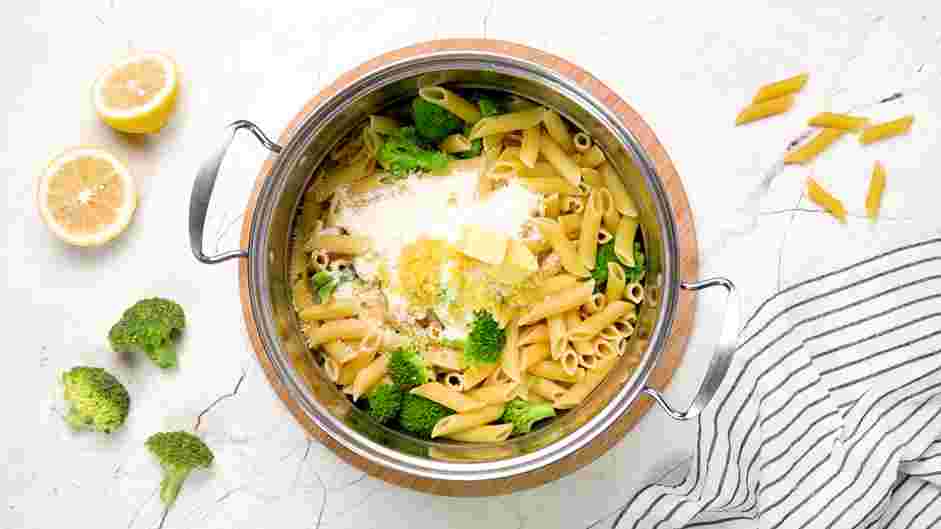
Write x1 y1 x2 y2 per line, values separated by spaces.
92 52 179 134
38 147 137 247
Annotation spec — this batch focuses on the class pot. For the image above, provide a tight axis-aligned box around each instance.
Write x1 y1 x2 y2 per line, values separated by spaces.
189 39 739 496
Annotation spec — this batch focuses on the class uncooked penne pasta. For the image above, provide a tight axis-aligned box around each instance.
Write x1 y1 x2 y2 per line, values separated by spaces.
463 362 499 391
323 340 359 364
602 164 638 217
806 177 847 223
529 376 568 402
420 86 481 123
431 404 505 438
520 126 541 168
307 233 371 255
443 423 514 443
539 129 581 186
568 301 634 341
583 293 606 315
859 115 914 145
783 128 846 164
606 262 627 302
614 216 639 266
518 177 580 196
542 193 562 218
735 94 796 125
501 319 521 382
554 354 618 409
573 132 592 153
547 313 567 360
519 280 595 325
440 134 474 154
465 382 518 405
531 218 590 278
578 190 605 269
751 73 809 103
469 107 544 139
529 360 584 383
299 299 360 321
522 343 552 370
624 282 645 305
865 161 886 220
411 382 485 413
352 354 388 400
543 109 575 153
305 318 370 346
807 112 868 130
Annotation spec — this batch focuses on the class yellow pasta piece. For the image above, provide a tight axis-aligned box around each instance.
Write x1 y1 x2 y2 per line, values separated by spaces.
495 239 538 283
735 94 795 126
860 116 914 145
443 424 514 443
530 218 590 278
463 362 499 391
431 405 505 438
602 164 638 217
751 73 809 103
783 128 846 164
539 129 581 186
521 343 552 370
807 112 869 131
299 300 360 321
520 126 541 168
865 161 886 220
543 109 576 153
528 360 584 383
411 383 486 413
465 382 518 405
806 178 847 223
518 177 580 196
420 86 481 123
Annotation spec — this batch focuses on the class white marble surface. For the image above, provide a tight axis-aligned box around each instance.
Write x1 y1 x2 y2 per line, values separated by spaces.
7 1 941 528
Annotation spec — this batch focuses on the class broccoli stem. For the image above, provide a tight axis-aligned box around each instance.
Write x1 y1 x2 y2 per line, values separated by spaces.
149 342 178 369
160 467 191 506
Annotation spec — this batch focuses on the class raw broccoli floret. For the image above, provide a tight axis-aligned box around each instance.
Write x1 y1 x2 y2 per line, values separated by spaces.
501 397 556 435
108 298 185 369
388 345 431 389
399 393 454 438
624 242 646 282
61 366 130 433
378 126 449 178
145 431 214 508
592 241 646 290
412 98 463 141
463 310 506 365
366 384 403 424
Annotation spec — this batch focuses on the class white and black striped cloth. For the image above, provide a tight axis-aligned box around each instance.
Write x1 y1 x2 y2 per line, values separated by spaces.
615 237 941 529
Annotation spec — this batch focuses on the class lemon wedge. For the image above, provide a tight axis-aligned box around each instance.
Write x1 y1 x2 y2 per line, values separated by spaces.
92 52 179 134
37 147 137 246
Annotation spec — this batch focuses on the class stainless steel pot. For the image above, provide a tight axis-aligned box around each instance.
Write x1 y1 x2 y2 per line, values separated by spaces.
189 40 739 493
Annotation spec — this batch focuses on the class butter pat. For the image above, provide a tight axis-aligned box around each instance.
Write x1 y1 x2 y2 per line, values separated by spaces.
457 225 508 265
496 239 539 283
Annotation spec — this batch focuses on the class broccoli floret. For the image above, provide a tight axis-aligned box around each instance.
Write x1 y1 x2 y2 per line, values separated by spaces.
463 310 506 365
412 98 463 141
108 298 185 369
501 397 556 435
399 393 454 438
591 241 646 292
477 96 501 117
366 384 403 424
624 242 646 282
378 126 449 178
145 431 214 507
388 345 431 389
61 366 130 433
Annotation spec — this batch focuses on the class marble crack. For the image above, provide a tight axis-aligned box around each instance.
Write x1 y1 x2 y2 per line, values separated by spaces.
776 191 805 292
194 371 247 431
481 0 495 38
126 487 158 529
758 208 918 223
312 472 327 529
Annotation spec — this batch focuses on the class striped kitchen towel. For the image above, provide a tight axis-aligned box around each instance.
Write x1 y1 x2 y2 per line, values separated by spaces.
613 237 941 529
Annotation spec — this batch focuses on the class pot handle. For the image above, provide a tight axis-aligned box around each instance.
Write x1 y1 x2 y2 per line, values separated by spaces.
189 120 282 264
643 277 740 421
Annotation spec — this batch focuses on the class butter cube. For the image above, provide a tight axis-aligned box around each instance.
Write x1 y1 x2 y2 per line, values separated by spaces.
457 225 509 265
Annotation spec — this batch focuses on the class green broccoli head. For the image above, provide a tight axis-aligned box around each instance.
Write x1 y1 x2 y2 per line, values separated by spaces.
61 366 130 434
463 310 506 365
592 241 646 291
388 345 431 389
412 98 463 141
501 397 556 435
399 393 454 438
366 384 403 424
377 126 450 178
145 431 214 507
108 298 185 369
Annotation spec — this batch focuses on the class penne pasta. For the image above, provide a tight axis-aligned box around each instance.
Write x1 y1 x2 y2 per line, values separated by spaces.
581 168 603 189
323 340 359 364
557 213 583 237
614 216 639 266
500 319 521 382
299 299 360 321
306 233 371 255
463 362 499 391
431 404 505 438
337 349 376 386
292 278 316 313
521 343 552 370
519 160 562 179
443 372 464 391
573 131 592 153
806 177 847 223
443 423 514 443
529 360 584 383
580 145 605 169
594 337 618 358
860 115 914 145
519 280 595 325
351 354 388 400
420 86 481 123
807 112 868 130
735 94 795 125
547 313 567 360
425 346 463 371
602 164 638 217
596 228 614 245
599 324 621 342
606 262 627 302
577 190 605 269
535 274 578 300
578 352 599 369
411 382 486 413
440 134 474 154
865 161 886 220
751 73 809 103
562 195 586 215
465 382 518 405
520 126 541 168
483 133 506 162
553 354 618 409
530 218 590 278
469 107 545 139
542 193 562 218
560 346 579 376
522 237 551 255
783 128 846 164
314 155 371 202
359 327 384 355
518 177 580 196
543 110 576 153
624 282 645 305
539 129 581 185
583 293 606 315
568 301 634 342
362 126 383 156
529 376 567 402
305 318 370 346
519 324 549 346
369 115 400 135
